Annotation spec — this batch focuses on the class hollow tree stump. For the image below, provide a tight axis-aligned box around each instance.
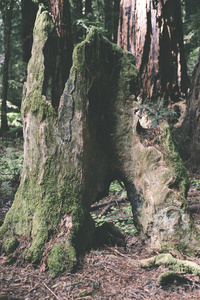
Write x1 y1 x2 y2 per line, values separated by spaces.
0 9 197 278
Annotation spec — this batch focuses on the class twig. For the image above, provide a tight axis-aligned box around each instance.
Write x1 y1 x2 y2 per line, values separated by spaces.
99 203 113 216
108 213 133 221
109 247 131 259
90 197 127 211
103 263 132 278
42 282 60 300
189 204 200 213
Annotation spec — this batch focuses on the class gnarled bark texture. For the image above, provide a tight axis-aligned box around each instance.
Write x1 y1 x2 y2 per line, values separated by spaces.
0 10 197 278
117 0 189 102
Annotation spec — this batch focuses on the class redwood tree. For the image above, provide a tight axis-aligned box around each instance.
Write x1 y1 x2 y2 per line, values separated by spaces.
0 0 14 132
21 0 38 63
117 0 189 103
48 0 73 110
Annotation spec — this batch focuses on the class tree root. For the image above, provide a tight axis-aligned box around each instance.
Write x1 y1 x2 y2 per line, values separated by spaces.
158 271 191 286
141 253 200 286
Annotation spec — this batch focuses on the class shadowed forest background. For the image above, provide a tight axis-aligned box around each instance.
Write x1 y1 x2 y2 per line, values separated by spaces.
0 0 200 299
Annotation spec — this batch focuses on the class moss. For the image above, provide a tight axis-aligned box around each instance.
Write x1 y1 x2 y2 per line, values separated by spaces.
48 242 77 279
3 237 19 255
160 123 190 196
5 252 17 265
158 271 189 286
21 10 56 122
142 253 200 276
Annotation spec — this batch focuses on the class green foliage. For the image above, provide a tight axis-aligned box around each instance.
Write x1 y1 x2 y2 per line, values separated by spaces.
190 178 200 190
91 203 137 234
187 172 200 190
91 180 137 235
111 204 137 234
7 112 22 127
182 1 200 77
140 101 178 127
0 145 23 181
109 180 127 197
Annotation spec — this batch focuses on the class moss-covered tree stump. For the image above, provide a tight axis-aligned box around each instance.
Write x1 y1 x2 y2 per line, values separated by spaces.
0 9 198 277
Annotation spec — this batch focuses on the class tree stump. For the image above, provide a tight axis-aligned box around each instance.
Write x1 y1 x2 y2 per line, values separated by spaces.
0 9 197 278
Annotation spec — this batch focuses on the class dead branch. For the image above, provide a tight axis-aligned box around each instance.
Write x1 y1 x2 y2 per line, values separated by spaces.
42 282 60 300
189 204 200 213
90 197 128 211
108 213 133 221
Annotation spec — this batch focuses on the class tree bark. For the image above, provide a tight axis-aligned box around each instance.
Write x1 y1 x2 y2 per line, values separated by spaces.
48 0 73 110
0 0 14 132
21 0 38 63
85 0 92 18
179 51 200 167
117 0 189 103
72 0 83 43
113 0 120 43
104 0 113 40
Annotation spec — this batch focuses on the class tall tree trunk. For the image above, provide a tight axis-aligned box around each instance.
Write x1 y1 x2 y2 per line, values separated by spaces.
0 11 198 278
117 0 189 103
104 0 113 40
21 0 38 63
179 51 200 167
113 0 120 43
72 0 83 43
85 0 92 18
1 0 14 132
48 0 73 110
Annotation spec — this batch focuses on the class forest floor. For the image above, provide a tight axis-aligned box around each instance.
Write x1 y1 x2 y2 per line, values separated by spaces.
1 134 200 299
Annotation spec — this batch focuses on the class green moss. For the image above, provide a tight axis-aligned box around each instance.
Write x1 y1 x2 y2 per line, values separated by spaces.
48 242 77 279
5 252 17 265
3 237 19 255
158 271 188 286
142 253 200 276
161 123 190 196
21 10 56 122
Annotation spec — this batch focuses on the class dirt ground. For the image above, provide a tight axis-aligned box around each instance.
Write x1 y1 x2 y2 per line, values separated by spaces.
1 236 200 299
1 178 200 300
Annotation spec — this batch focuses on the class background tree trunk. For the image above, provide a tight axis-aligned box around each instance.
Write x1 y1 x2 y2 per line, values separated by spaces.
0 0 14 132
85 0 92 18
48 0 73 110
72 0 83 43
117 0 189 103
104 0 113 40
21 0 38 63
